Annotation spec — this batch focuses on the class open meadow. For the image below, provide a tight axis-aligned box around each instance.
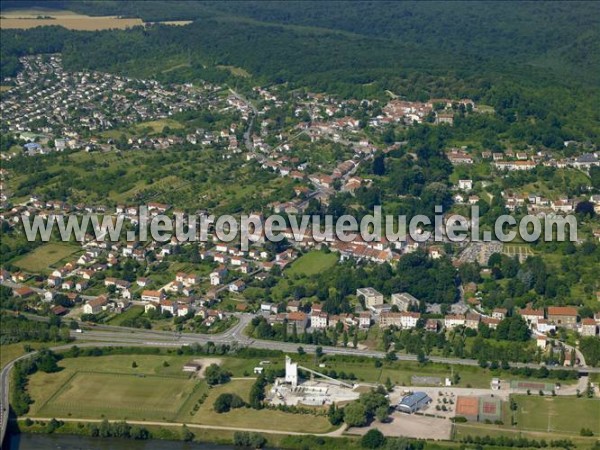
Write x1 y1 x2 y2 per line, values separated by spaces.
286 250 339 277
13 242 82 274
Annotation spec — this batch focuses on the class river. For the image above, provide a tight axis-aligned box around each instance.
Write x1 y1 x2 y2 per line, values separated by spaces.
6 433 236 450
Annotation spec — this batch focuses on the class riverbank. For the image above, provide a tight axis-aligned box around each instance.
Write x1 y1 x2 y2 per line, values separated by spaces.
7 419 366 450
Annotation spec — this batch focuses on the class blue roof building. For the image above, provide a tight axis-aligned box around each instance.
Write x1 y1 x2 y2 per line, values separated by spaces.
397 391 431 414
23 142 41 150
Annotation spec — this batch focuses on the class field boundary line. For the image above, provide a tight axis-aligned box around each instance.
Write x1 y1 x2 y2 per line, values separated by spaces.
35 370 78 414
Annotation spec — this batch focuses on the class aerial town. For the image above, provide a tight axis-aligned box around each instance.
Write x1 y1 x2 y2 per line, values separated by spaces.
1 2 599 450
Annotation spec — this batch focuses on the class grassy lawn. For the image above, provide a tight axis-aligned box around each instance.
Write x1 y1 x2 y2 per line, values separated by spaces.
35 372 196 421
134 118 184 134
106 305 144 326
13 243 81 274
512 395 600 435
454 422 597 446
286 250 338 276
25 354 332 433
0 342 38 368
27 355 202 420
183 379 333 433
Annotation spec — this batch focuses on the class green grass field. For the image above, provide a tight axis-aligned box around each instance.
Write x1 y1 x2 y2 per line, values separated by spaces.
181 379 332 432
0 342 38 368
25 354 331 433
286 250 338 276
134 118 184 134
513 395 600 435
37 372 196 420
106 305 144 326
13 243 81 274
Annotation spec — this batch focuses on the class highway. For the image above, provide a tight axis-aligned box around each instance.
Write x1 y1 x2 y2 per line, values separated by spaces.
2 313 598 447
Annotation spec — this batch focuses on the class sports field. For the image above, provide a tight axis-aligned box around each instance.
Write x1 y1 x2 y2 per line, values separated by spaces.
13 243 81 274
37 372 195 420
286 250 338 276
513 395 600 435
25 354 331 432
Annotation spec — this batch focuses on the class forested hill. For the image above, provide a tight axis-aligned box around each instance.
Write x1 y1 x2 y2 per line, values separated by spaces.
1 1 599 140
45 0 600 83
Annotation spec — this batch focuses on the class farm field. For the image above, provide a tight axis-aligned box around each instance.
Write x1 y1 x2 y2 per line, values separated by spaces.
286 250 338 276
13 242 81 274
0 9 144 30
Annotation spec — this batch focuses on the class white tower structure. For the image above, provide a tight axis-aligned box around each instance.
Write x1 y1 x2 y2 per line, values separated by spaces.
285 355 298 387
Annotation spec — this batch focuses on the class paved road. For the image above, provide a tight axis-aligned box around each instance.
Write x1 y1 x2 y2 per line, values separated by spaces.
229 88 257 152
2 312 598 446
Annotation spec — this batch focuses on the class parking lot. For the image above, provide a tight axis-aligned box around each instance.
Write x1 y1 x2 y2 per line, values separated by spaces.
347 412 452 440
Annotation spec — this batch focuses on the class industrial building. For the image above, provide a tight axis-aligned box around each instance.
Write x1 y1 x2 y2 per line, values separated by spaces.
397 392 432 414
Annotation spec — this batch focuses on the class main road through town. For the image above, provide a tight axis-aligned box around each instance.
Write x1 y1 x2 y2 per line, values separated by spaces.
2 313 598 447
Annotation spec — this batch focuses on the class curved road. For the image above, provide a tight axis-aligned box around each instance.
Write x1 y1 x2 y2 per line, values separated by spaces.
2 314 597 447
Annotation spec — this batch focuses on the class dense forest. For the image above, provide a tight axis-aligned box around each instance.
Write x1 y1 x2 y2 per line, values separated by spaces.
1 1 599 142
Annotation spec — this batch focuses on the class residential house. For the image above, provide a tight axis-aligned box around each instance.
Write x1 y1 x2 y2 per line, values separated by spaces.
536 335 548 349
547 306 578 329
229 280 246 293
75 280 88 292
286 312 308 333
482 317 500 329
580 318 597 336
425 319 439 332
160 299 177 315
311 312 329 329
492 308 507 320
47 275 61 287
465 313 481 329
210 266 228 286
141 290 164 303
444 315 466 329
517 307 545 326
13 286 34 298
83 295 108 315
359 312 372 329
458 179 473 191
379 312 420 329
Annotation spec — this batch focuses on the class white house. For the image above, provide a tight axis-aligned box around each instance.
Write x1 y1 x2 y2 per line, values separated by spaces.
311 312 328 329
83 296 108 315
458 179 473 191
